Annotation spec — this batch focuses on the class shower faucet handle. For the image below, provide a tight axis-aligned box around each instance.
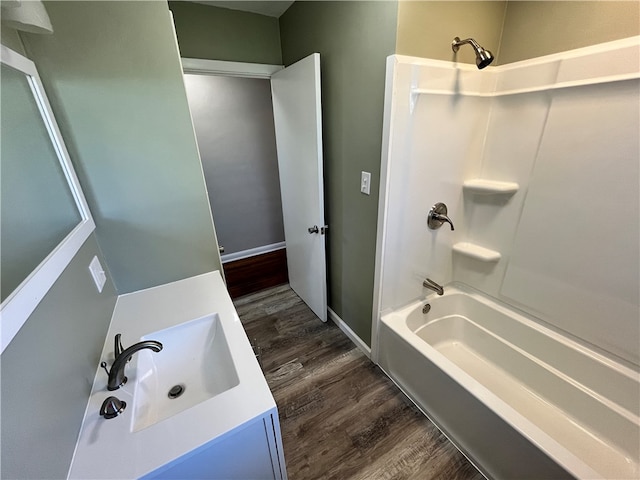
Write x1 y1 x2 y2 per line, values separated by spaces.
428 203 455 231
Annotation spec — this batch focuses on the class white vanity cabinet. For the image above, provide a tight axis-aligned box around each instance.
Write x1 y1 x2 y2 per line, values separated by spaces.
143 412 286 480
69 272 287 480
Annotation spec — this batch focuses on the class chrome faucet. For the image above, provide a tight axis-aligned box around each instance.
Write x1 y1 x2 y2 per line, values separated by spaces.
101 333 162 391
423 278 444 296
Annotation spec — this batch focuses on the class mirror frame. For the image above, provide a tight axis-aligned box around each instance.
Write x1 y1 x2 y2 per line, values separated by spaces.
1 44 95 352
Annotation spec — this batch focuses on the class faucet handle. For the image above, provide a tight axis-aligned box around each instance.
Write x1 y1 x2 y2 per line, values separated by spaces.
114 333 124 357
427 203 455 231
100 361 110 377
114 333 133 364
100 335 126 379
100 396 126 419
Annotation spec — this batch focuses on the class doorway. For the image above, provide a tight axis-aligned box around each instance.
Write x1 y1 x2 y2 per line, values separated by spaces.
183 67 288 298
182 56 328 321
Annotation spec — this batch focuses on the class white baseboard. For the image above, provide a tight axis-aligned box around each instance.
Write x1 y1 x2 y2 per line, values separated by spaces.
327 307 371 358
221 242 285 264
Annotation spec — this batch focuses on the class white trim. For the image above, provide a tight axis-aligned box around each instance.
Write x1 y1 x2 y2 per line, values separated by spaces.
497 35 640 69
181 58 283 79
1 45 96 353
406 35 640 102
221 242 286 264
412 72 639 98
328 307 371 359
371 55 398 364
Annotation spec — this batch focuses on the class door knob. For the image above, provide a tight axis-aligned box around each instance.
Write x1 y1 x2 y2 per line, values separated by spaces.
308 225 319 234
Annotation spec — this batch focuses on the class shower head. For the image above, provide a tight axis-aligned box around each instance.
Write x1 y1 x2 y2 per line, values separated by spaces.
451 36 494 69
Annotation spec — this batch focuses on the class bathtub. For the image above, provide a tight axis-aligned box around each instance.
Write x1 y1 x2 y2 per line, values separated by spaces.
377 284 639 480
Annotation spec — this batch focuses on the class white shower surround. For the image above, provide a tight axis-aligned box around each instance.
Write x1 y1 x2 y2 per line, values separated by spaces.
373 37 640 366
372 37 640 478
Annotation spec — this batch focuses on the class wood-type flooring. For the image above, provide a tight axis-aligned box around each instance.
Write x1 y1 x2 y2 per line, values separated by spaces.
234 284 485 480
223 249 288 299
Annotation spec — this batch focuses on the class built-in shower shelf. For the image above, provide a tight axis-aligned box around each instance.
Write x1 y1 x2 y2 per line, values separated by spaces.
453 242 501 262
463 179 519 195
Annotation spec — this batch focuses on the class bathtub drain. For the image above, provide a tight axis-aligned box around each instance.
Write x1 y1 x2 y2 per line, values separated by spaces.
168 384 185 399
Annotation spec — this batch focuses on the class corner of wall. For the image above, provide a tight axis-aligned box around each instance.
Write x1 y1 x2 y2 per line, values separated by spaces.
0 25 26 54
493 1 509 65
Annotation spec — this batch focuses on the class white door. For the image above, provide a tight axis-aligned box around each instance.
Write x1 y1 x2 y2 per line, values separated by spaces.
271 53 327 322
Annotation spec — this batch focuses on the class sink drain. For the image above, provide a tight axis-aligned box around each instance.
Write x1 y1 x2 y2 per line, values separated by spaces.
168 384 185 399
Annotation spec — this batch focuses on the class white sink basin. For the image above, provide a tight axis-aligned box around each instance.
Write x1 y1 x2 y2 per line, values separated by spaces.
130 313 239 432
69 272 280 480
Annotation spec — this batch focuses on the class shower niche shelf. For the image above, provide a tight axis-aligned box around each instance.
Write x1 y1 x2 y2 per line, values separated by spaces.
463 179 519 195
453 242 501 262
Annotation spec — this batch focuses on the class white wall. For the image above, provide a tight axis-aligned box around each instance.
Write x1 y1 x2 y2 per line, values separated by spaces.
498 78 639 365
376 38 640 366
377 57 492 313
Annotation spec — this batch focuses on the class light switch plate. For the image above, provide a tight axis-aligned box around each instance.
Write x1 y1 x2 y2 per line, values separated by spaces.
361 171 371 195
88 256 106 293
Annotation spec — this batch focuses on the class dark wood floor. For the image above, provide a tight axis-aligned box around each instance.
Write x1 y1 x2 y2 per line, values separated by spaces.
224 249 288 299
234 284 484 480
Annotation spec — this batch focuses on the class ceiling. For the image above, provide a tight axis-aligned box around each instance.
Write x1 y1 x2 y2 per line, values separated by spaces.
191 1 295 18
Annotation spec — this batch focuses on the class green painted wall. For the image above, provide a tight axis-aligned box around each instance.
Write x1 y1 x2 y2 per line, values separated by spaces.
1 235 117 479
1 27 116 479
499 1 640 64
2 2 222 476
21 1 221 294
280 1 398 345
169 1 282 64
0 25 25 54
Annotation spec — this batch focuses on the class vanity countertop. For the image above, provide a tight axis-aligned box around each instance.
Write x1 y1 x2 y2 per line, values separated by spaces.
68 271 276 479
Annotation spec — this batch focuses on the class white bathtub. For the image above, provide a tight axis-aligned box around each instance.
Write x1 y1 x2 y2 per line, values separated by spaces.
377 284 639 480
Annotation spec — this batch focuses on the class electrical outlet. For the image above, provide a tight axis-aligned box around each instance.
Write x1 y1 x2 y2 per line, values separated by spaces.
88 256 107 293
361 171 371 195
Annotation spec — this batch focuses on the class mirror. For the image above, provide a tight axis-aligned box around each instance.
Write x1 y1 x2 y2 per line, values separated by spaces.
0 45 95 352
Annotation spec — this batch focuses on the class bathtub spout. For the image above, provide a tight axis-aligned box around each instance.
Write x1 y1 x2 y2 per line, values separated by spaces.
423 278 444 295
